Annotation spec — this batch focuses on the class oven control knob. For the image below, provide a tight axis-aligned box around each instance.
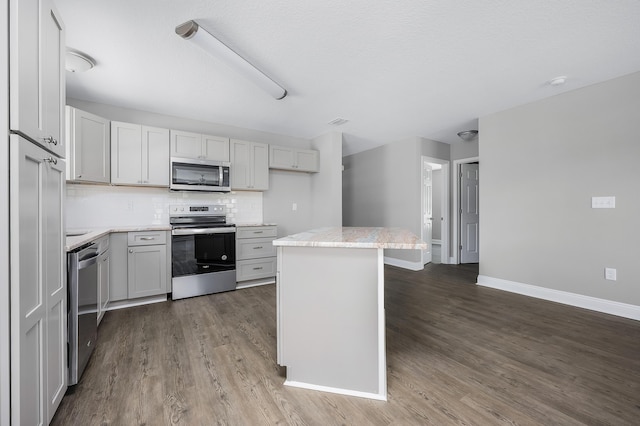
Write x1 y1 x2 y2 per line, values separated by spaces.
221 255 228 260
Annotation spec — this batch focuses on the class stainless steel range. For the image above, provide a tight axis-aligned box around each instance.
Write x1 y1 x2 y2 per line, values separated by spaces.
170 204 236 300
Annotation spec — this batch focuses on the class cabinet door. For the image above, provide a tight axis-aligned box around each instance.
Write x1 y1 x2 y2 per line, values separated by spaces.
170 130 202 159
111 121 142 185
230 139 252 190
295 149 319 172
128 245 167 299
9 0 65 157
143 126 170 186
109 233 129 302
68 107 110 183
251 142 270 190
202 134 230 161
98 252 110 325
10 136 67 425
269 145 295 169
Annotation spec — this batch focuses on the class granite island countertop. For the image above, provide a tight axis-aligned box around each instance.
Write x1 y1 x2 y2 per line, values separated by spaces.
272 227 427 250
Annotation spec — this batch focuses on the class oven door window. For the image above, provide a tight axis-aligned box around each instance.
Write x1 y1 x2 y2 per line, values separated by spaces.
172 233 235 277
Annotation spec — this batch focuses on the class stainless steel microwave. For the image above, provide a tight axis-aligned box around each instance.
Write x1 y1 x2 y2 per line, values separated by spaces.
170 157 231 192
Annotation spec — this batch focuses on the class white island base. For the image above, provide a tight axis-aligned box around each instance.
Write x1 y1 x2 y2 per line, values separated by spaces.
274 227 426 401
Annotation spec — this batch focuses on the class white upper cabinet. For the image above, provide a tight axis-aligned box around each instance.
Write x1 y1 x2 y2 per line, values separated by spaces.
111 121 169 186
9 0 65 157
66 106 111 183
170 130 229 161
269 145 319 173
230 139 269 191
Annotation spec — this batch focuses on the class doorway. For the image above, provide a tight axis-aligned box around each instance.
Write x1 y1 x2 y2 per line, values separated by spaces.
421 157 449 265
453 157 479 264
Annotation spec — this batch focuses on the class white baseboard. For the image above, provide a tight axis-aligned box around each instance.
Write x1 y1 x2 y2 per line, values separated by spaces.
477 275 640 321
384 256 424 271
106 294 167 311
236 278 275 289
284 380 387 401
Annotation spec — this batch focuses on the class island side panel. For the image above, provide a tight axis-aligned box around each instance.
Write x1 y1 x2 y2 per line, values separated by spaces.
277 246 384 397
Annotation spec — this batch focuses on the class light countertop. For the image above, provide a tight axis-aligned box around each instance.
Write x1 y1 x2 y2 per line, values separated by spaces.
272 227 427 250
65 225 171 252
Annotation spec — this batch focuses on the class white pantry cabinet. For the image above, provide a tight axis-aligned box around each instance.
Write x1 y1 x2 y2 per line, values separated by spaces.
230 139 269 191
66 106 111 183
170 129 230 161
10 136 66 425
9 0 65 158
269 145 319 172
111 121 170 186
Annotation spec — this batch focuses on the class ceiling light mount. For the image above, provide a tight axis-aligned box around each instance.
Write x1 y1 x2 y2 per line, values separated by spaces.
457 130 478 142
549 75 567 86
328 118 349 126
65 49 96 73
175 20 287 100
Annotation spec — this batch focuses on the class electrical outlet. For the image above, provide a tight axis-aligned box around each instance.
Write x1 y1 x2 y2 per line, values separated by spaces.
592 196 615 209
605 268 617 281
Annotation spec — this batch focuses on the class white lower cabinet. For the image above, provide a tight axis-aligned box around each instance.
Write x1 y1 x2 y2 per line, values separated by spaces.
108 231 170 304
97 242 110 325
236 226 277 286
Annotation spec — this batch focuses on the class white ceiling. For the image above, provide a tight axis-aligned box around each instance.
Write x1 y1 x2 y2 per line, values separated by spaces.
56 0 640 156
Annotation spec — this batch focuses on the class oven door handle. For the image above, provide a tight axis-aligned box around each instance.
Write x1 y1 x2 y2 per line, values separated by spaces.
172 227 236 236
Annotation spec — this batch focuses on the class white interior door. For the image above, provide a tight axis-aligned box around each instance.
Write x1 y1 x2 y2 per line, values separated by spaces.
460 163 479 263
422 161 433 264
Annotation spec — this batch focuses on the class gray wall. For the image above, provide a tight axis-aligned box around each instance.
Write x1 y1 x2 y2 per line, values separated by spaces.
479 71 640 306
66 99 342 238
343 137 449 266
310 132 343 229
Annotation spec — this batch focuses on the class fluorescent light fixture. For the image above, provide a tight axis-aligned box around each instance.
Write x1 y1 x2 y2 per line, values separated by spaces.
175 20 287 100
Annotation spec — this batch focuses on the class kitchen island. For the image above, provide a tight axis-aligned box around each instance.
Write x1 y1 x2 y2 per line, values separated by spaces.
273 227 426 400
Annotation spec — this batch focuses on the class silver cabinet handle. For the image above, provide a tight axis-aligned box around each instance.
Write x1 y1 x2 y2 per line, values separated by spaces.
44 157 58 165
253 246 263 249
140 237 155 241
253 231 263 234
129 249 133 253
44 136 58 145
253 267 263 270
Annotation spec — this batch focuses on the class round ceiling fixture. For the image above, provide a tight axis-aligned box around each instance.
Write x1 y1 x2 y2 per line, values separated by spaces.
549 76 567 86
457 130 478 142
65 49 96 73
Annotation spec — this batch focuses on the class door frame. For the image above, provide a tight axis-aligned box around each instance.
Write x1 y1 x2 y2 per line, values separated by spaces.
420 156 449 265
452 156 479 264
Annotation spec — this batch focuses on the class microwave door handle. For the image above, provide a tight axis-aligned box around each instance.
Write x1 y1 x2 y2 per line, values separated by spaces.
219 166 223 186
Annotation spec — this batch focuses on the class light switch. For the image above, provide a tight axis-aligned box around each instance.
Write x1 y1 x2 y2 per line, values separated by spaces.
605 268 617 281
592 196 615 209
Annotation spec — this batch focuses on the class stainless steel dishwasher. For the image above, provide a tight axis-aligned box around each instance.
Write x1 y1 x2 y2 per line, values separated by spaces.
67 235 108 385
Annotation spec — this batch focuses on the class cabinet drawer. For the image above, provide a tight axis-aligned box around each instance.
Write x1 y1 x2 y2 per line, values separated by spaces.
237 258 277 282
236 226 277 239
237 238 277 260
128 231 167 246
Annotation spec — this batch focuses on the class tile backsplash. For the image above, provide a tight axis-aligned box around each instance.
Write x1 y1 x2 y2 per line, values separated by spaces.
66 184 263 229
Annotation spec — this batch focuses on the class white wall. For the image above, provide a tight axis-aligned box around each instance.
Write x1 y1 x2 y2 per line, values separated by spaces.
479 71 640 314
432 169 442 240
343 137 449 269
311 132 343 229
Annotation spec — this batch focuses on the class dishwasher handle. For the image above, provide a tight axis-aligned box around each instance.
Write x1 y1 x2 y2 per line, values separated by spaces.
77 252 99 269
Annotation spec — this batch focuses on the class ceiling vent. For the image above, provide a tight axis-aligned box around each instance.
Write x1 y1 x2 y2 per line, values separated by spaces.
328 118 349 126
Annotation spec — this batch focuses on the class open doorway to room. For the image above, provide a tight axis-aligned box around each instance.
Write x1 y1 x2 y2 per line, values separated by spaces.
453 157 479 264
421 156 449 265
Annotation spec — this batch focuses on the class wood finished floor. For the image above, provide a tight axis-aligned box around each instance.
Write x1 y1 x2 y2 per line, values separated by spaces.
51 264 640 425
